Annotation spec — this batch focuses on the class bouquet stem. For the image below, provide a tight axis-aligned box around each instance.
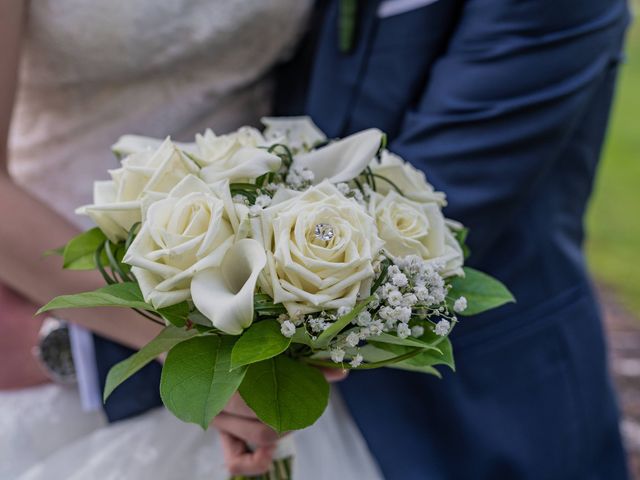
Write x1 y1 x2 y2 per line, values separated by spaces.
229 435 295 480
230 456 292 480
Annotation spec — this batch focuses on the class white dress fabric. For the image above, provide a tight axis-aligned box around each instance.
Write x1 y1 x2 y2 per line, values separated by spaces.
3 1 383 479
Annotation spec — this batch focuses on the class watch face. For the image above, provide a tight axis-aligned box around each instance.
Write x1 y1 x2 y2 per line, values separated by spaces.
40 327 76 382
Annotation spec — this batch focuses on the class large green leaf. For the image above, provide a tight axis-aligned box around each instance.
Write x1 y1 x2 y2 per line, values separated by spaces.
39 282 191 328
230 320 291 370
448 267 515 316
62 228 108 270
239 355 329 433
104 326 198 401
160 335 245 429
37 282 150 314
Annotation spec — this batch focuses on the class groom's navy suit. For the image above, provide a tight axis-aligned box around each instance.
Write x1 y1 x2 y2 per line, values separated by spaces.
282 0 631 478
94 0 631 478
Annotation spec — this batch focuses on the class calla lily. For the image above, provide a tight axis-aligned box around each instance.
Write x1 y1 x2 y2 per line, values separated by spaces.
293 128 383 185
199 147 281 184
261 116 327 151
191 239 267 335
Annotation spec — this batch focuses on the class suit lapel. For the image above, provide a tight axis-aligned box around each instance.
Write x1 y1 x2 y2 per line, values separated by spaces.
306 0 381 137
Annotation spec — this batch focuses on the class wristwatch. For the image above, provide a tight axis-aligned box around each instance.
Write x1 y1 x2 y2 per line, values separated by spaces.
32 317 77 384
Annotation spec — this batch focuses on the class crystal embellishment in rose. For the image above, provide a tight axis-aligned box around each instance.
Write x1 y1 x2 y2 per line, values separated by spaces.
314 224 335 241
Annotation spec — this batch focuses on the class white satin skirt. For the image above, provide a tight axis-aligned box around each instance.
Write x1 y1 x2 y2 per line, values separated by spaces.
0 384 382 480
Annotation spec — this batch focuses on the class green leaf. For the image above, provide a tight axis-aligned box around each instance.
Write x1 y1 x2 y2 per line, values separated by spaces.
448 267 515 316
253 293 287 316
157 302 190 328
370 257 391 294
290 327 315 347
355 345 442 376
315 296 375 348
372 338 455 372
231 320 291 370
62 228 108 270
38 282 150 314
160 335 245 429
372 331 443 351
452 226 470 259
104 326 199 401
239 355 329 433
189 309 214 327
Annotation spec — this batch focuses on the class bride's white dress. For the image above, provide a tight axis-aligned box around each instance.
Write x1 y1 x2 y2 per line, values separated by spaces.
3 1 383 479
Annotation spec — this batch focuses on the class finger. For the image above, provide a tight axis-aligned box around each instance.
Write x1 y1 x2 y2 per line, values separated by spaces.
222 392 258 418
220 431 275 477
213 412 280 447
321 367 348 383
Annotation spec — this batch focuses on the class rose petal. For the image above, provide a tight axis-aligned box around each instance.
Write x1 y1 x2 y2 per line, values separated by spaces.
77 201 142 242
199 147 281 183
132 266 190 309
111 134 196 157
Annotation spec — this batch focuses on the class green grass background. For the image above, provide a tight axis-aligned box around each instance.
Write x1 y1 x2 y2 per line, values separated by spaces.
586 5 640 312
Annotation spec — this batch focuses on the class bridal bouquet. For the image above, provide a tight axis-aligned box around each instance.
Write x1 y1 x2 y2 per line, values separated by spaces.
40 117 513 480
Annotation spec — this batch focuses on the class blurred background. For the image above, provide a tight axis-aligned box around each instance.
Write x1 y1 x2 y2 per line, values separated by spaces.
586 4 640 476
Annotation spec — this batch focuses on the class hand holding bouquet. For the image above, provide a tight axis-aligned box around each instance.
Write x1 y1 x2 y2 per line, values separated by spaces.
40 117 513 479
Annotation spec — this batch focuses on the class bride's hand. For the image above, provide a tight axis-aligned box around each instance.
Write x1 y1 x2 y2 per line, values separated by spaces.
214 367 348 476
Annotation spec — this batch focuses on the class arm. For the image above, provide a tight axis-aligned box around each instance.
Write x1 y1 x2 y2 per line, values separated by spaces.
390 0 627 262
0 0 161 350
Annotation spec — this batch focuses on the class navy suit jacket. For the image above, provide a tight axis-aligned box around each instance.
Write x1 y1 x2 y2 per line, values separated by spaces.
95 0 631 477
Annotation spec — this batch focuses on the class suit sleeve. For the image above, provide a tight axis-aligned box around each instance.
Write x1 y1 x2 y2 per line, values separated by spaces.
388 0 627 260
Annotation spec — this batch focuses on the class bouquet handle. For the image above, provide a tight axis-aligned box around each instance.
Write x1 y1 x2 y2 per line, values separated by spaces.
230 435 295 480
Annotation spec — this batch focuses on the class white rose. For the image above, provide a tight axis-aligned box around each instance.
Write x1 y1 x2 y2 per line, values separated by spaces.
124 175 247 308
77 138 199 241
293 128 384 184
252 181 384 315
369 150 446 205
196 127 281 183
261 116 327 152
371 191 463 277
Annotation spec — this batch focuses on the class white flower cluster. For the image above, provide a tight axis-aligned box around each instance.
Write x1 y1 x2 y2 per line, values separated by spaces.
335 182 367 206
287 253 468 367
285 165 315 190
80 116 466 348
